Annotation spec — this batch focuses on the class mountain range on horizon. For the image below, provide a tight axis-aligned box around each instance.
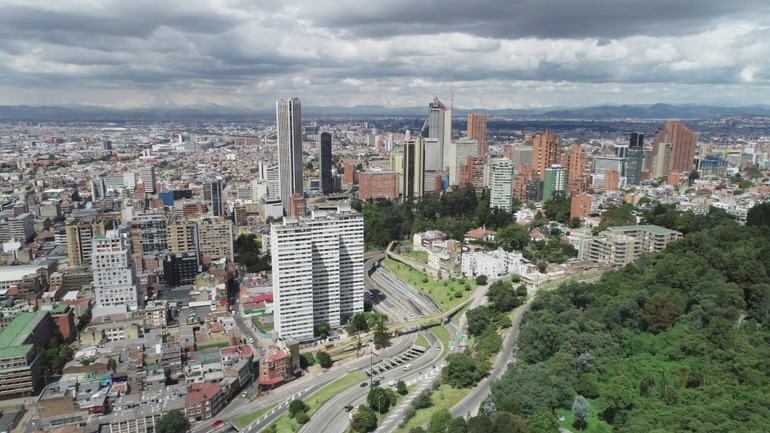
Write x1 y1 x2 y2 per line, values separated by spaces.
1 102 770 121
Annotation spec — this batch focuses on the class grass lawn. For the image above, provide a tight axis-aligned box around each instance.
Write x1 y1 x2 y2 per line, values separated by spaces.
403 250 428 263
252 316 274 333
394 384 470 433
233 404 277 429
263 371 367 433
383 259 474 311
415 333 429 348
196 340 230 350
555 399 613 433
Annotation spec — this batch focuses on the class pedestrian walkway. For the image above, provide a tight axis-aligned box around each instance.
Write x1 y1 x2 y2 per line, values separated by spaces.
375 365 444 432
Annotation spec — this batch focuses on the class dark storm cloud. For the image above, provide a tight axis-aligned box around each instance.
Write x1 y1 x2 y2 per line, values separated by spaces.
308 0 770 40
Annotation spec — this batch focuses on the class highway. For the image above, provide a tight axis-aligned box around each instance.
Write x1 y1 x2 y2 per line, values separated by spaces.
301 327 448 433
190 333 417 433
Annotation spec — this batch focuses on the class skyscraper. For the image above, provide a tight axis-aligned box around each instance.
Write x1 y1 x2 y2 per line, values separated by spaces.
271 207 364 340
467 113 488 156
543 165 567 202
489 158 514 212
626 133 645 186
138 166 156 193
403 137 425 199
276 98 303 214
532 130 562 180
652 121 697 174
92 231 142 310
203 177 224 217
320 132 333 195
427 97 452 171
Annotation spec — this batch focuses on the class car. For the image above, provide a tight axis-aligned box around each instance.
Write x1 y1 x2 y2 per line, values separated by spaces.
360 382 368 387
377 376 385 382
403 364 412 371
372 380 380 387
436 346 440 351
212 420 224 427
388 380 396 387
450 346 455 351
242 391 248 398
344 405 354 412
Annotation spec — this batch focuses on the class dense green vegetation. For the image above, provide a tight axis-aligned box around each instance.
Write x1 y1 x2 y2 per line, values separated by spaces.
235 233 271 272
359 185 515 249
471 216 770 433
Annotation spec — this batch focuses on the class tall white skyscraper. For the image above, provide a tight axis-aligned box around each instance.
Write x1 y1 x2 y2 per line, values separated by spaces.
276 98 303 214
271 206 364 340
489 158 514 212
427 97 453 172
450 138 479 185
138 166 156 193
92 231 142 311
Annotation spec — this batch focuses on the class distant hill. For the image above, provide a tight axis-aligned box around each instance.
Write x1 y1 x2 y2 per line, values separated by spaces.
1 103 769 121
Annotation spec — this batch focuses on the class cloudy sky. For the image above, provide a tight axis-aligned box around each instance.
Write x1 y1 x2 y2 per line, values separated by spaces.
1 0 770 109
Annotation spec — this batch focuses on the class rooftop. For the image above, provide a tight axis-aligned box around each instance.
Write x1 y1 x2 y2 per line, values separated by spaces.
0 311 46 348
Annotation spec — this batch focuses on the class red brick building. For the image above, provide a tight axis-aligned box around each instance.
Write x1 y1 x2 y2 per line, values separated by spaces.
185 382 223 422
358 172 399 200
570 193 592 219
459 156 485 190
343 162 356 185
258 345 297 388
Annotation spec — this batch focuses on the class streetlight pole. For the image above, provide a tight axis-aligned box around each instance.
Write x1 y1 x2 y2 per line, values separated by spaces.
369 342 378 387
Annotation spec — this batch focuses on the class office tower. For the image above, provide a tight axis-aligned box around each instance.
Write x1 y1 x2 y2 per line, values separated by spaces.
626 133 645 185
65 218 114 266
525 177 544 202
532 130 562 180
543 165 567 202
604 169 620 191
423 138 442 171
427 97 452 171
403 137 425 199
138 166 156 193
652 143 673 178
197 218 234 263
489 158 514 212
204 177 224 217
320 132 333 195
8 213 34 243
168 220 199 255
450 138 478 185
128 211 168 274
653 121 697 173
614 144 629 159
91 177 106 202
163 252 199 287
276 97 303 214
593 156 625 176
92 232 142 310
467 113 488 156
271 207 364 340
509 146 534 171
265 165 280 199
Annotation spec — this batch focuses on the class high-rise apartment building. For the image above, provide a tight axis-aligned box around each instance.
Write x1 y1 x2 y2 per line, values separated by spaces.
168 220 199 256
276 98 303 214
626 133 645 186
65 218 115 266
320 132 333 195
653 121 697 174
489 158 514 212
604 169 620 191
197 218 234 263
92 232 142 310
532 130 561 180
543 165 567 202
427 97 452 171
128 211 169 274
467 113 488 156
450 138 478 186
459 156 485 191
358 172 400 200
564 144 586 195
138 166 156 194
403 137 425 199
271 207 364 340
652 143 672 179
203 178 225 217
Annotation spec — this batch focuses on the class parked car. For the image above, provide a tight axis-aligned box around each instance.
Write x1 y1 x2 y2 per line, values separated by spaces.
359 382 368 387
212 420 224 427
344 405 354 412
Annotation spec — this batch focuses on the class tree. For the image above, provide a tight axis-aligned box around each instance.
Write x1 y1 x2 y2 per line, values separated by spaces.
467 307 493 337
496 223 530 251
427 409 452 433
349 313 370 333
288 399 309 418
316 351 333 368
316 322 331 339
396 379 408 395
351 405 378 432
526 411 559 433
295 411 310 424
373 320 390 349
487 280 520 312
514 284 528 297
572 395 589 430
466 415 495 433
300 352 316 368
155 410 189 433
475 275 488 285
747 202 770 227
107 357 117 371
70 190 81 202
447 417 468 433
442 353 489 388
368 387 391 413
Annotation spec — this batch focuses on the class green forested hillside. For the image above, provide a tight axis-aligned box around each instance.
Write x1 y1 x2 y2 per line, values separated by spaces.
483 221 770 433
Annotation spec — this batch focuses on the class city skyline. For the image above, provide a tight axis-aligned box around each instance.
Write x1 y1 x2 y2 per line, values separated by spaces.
1 1 770 109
